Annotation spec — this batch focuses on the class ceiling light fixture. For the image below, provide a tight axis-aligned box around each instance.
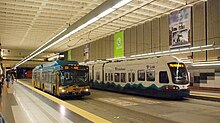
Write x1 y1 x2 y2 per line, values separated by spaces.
13 0 132 69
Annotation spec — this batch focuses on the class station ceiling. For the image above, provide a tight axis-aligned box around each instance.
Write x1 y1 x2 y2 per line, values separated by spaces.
0 0 202 68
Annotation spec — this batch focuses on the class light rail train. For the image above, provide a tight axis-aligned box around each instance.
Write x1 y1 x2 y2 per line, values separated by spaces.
88 56 190 99
32 60 90 98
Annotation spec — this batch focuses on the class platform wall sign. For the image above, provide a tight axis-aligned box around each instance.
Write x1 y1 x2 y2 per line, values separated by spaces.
169 7 191 49
114 31 124 58
83 44 89 61
68 50 72 61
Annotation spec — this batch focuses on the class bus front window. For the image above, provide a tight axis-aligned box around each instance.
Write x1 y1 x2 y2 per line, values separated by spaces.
60 70 89 86
168 62 189 85
75 70 89 83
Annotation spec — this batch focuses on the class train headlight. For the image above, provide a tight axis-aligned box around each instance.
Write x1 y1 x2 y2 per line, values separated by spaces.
84 89 89 92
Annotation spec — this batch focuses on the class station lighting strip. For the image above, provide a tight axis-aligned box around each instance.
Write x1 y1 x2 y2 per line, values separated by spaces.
13 0 133 69
192 61 220 67
83 44 220 66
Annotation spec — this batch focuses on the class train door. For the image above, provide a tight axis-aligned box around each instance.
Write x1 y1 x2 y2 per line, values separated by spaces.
128 70 135 83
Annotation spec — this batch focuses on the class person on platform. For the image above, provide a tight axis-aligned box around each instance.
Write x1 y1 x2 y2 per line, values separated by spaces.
6 74 10 88
11 74 15 84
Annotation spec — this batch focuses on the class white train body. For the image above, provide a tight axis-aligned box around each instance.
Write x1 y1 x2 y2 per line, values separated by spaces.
89 56 190 99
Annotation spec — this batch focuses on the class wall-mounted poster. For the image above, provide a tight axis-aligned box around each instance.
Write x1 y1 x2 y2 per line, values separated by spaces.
114 31 124 58
68 50 72 61
169 8 191 49
83 44 89 61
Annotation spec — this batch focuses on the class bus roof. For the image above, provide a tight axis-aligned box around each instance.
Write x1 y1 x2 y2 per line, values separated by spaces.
43 60 78 67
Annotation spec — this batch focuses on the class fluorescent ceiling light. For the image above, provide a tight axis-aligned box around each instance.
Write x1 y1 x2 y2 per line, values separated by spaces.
97 8 115 18
151 2 174 9
14 0 133 69
112 0 132 9
84 17 100 26
169 0 186 5
192 63 220 66
130 44 217 59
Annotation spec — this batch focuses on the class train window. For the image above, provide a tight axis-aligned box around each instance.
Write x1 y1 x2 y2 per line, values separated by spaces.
147 70 155 81
128 73 131 82
96 72 100 80
111 73 113 81
114 73 120 82
121 73 126 82
108 73 111 81
138 70 145 81
132 73 135 82
105 73 108 81
159 71 169 83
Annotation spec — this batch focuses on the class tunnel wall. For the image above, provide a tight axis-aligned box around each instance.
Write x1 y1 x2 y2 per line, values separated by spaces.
64 0 220 88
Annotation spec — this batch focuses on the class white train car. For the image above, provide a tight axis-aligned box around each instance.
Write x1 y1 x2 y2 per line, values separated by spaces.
89 56 190 99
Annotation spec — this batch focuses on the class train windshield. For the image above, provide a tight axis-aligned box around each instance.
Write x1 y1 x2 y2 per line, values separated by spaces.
168 62 189 85
60 70 89 86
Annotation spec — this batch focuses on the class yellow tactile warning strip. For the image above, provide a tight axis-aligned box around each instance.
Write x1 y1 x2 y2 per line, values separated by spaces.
190 93 220 99
16 80 112 123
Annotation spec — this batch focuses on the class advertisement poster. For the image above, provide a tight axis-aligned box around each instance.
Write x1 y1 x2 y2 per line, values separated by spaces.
114 31 124 58
169 8 191 49
83 44 89 61
68 50 72 61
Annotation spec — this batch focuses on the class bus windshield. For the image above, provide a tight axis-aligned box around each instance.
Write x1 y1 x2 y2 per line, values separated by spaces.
60 70 89 86
168 62 189 85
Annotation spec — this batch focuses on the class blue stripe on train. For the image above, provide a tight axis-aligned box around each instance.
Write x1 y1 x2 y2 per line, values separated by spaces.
90 81 189 99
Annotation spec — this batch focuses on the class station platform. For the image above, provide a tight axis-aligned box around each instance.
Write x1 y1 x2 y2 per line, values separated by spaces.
0 80 109 123
0 79 220 123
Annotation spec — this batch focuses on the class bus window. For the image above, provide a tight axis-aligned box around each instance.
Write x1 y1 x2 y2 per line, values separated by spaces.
38 72 40 82
111 73 113 81
128 73 131 82
114 73 120 82
105 73 108 81
46 72 49 82
138 70 145 81
147 70 155 81
159 71 169 83
121 73 126 82
132 73 135 82
49 72 52 83
64 72 70 80
53 72 56 84
42 72 45 82
51 73 53 83
96 72 100 80
89 72 92 81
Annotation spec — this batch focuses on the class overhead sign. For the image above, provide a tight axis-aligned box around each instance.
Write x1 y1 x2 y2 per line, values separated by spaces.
169 7 191 49
114 31 124 58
